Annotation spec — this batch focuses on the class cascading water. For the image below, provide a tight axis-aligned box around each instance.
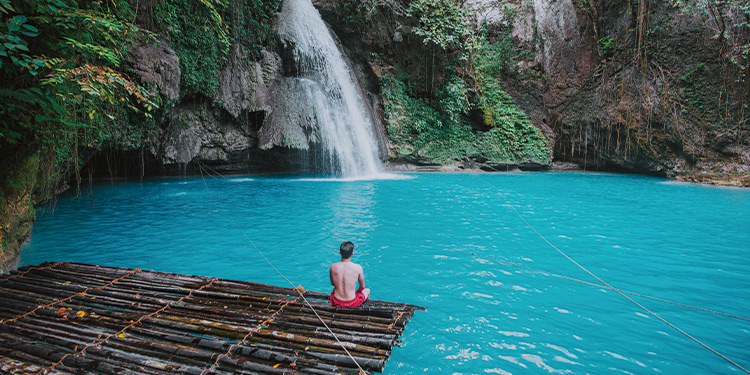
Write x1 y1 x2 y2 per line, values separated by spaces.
277 0 383 178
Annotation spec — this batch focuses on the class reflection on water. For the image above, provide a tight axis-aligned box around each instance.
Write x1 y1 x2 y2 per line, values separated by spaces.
21 172 750 375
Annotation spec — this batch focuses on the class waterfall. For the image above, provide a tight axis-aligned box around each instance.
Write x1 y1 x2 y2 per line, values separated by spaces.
278 0 383 178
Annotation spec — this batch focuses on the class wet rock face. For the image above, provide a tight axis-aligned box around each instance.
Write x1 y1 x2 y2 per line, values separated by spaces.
215 48 279 118
118 0 748 179
160 103 253 165
129 39 181 102
478 0 748 176
311 0 748 178
149 47 282 172
259 78 320 150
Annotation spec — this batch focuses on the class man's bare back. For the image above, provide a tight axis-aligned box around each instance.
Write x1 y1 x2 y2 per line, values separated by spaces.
329 241 370 307
330 260 369 300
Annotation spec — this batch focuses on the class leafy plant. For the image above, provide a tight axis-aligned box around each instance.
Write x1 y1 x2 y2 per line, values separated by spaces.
407 0 471 49
381 71 549 164
153 0 230 98
1 0 158 205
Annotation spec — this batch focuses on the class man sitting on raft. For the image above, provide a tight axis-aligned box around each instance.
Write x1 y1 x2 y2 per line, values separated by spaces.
329 241 370 307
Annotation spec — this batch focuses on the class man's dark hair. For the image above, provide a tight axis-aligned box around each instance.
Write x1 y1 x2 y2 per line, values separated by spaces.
340 241 354 259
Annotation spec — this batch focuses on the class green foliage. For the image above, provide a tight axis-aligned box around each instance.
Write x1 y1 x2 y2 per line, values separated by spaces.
0 0 158 206
597 36 616 57
466 17 549 162
381 3 549 164
407 0 471 49
471 20 530 77
0 2 42 73
153 0 230 97
223 0 281 61
381 71 549 164
474 75 549 162
438 75 470 126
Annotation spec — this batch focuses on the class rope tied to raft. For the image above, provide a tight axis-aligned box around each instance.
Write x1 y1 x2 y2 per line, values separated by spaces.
199 165 370 375
0 267 140 325
193 164 750 323
202 163 745 373
35 277 219 375
199 291 306 375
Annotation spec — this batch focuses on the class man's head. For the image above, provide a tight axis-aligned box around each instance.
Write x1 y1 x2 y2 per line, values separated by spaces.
340 241 354 259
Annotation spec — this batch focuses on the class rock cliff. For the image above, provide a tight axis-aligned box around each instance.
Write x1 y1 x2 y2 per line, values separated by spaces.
311 0 749 183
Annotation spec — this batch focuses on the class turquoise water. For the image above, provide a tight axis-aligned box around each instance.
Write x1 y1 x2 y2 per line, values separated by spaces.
20 172 750 374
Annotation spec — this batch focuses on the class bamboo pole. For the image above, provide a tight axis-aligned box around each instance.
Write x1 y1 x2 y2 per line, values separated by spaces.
0 262 424 374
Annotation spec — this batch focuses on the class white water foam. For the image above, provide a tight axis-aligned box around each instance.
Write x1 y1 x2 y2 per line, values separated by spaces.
295 173 414 182
278 0 383 178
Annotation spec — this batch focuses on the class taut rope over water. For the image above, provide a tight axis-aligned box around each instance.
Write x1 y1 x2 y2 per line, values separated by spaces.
198 164 369 375
194 164 747 373
496 188 750 374
450 247 750 322
201 163 750 322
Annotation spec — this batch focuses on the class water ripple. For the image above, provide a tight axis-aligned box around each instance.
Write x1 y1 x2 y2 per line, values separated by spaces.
20 172 750 375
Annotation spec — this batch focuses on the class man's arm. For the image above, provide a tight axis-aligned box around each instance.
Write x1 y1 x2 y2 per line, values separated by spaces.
357 266 365 292
329 266 335 287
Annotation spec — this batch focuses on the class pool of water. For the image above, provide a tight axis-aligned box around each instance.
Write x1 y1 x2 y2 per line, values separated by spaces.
21 172 750 374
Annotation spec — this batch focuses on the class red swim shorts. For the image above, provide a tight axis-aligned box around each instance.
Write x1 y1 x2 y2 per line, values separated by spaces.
330 292 367 308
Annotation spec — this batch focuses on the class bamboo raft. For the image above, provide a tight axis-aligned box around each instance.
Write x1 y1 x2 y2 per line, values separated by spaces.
0 262 425 374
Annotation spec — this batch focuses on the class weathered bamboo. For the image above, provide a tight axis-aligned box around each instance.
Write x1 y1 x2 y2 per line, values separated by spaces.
235 335 388 368
0 357 50 375
0 262 424 374
235 339 386 372
272 313 397 335
265 321 397 349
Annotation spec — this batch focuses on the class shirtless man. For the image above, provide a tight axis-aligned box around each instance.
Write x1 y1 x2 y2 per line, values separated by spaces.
329 241 370 307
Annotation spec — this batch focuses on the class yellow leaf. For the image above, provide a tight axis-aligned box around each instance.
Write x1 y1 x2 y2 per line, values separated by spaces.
76 311 86 318
118 333 127 338
56 307 67 314
88 111 94 119
273 364 280 368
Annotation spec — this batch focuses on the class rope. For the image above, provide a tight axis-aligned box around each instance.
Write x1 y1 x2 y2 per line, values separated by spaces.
35 277 218 375
199 292 304 374
0 261 69 281
200 164 288 205
198 165 369 375
202 165 749 321
388 303 409 330
202 165 746 373
497 190 750 374
1 268 140 325
450 247 750 322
